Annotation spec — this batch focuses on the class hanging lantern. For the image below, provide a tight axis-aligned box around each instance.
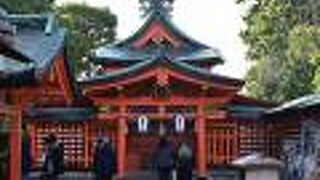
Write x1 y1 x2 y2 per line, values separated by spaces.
137 115 149 133
175 114 185 133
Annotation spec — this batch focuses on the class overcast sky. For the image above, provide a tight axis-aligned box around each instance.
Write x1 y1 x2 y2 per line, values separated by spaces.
56 0 250 78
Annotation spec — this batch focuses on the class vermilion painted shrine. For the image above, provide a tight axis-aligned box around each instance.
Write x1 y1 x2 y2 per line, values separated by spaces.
0 1 319 180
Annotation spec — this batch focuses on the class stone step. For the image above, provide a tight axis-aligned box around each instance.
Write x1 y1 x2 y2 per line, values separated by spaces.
125 171 158 180
29 172 94 180
28 169 241 180
28 171 158 180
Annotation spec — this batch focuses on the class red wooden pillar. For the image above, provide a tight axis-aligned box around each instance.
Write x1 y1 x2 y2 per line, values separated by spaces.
197 106 207 179
10 108 22 180
117 107 127 179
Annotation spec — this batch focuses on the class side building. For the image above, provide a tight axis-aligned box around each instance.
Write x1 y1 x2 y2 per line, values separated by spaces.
0 12 75 180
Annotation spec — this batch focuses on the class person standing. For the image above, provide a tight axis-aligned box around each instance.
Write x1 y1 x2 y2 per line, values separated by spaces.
176 142 193 180
41 134 63 180
154 137 175 180
56 140 64 175
22 132 32 180
93 137 116 180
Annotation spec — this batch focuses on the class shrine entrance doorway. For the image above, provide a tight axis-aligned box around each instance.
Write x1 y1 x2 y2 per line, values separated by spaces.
126 119 195 172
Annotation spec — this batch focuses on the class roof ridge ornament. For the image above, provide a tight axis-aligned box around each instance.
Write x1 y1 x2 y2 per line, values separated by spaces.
139 0 175 18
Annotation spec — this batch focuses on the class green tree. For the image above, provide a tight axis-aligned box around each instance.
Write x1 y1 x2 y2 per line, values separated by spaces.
238 0 320 103
287 26 320 92
57 4 117 72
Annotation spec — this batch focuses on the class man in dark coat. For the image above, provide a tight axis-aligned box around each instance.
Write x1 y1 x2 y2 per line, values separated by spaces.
154 137 175 180
176 143 193 180
56 141 64 175
22 134 32 180
93 137 116 180
41 134 64 180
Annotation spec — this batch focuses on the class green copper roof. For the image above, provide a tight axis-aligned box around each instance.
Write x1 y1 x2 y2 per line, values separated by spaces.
92 11 224 66
0 13 66 87
5 14 66 74
0 54 37 87
80 57 243 87
0 55 34 73
94 44 222 65
268 94 320 114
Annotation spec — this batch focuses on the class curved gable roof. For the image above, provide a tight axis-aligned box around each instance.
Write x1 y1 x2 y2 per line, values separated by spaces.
93 13 223 66
80 57 243 89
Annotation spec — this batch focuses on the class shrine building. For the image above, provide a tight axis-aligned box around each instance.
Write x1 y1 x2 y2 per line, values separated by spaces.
3 1 318 180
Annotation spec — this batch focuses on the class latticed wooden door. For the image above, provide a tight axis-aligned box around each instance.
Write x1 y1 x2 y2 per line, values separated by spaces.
33 122 86 170
206 120 239 166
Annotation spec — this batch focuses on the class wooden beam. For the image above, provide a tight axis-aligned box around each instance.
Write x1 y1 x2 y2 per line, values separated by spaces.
97 111 227 121
91 96 232 106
